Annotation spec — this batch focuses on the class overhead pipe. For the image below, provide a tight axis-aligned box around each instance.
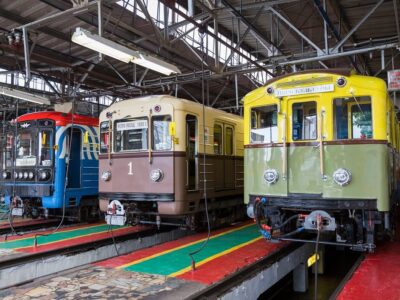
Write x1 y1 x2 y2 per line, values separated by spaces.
313 0 360 72
188 0 194 17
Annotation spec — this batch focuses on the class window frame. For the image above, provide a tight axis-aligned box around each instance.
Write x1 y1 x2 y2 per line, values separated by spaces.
291 100 318 141
213 123 223 155
224 124 234 156
151 114 172 151
113 117 149 153
249 104 278 144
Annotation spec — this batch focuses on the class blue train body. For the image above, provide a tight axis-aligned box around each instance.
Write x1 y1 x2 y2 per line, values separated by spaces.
0 112 99 219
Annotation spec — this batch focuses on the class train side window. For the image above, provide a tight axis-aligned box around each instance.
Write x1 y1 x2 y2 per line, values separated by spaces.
152 115 172 151
250 105 277 143
100 121 111 154
214 124 222 155
333 97 372 139
292 102 317 141
225 126 234 155
186 115 197 190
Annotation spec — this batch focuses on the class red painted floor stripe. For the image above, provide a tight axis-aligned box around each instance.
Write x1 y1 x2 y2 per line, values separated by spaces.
175 239 284 285
337 241 400 300
0 218 56 230
19 225 149 254
95 221 254 269
1 222 106 241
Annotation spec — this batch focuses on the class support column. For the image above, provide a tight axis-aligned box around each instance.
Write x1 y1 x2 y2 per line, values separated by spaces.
293 262 308 292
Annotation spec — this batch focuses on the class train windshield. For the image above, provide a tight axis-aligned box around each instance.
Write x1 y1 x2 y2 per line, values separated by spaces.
152 115 172 151
16 129 53 166
38 130 53 166
333 96 372 139
115 118 148 152
250 105 278 143
16 131 36 166
0 132 14 169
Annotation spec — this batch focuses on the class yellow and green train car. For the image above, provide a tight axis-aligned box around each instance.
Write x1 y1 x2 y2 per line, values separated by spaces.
243 69 400 251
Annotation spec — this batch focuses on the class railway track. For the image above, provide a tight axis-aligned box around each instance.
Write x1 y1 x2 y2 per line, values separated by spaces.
0 224 189 289
0 218 64 235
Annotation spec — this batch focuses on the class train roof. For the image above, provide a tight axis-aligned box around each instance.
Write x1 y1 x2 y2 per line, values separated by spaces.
244 69 387 104
17 111 98 127
100 95 242 121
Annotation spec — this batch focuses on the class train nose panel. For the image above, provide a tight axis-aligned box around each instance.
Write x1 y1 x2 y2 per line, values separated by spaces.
99 155 174 194
288 145 323 195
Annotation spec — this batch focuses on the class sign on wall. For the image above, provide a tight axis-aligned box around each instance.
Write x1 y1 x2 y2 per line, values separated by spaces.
388 70 400 91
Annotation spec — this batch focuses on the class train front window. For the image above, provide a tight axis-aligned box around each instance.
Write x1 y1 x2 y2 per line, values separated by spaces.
292 101 317 141
152 115 172 151
16 131 36 166
114 118 148 152
38 130 53 166
250 105 278 143
333 97 372 139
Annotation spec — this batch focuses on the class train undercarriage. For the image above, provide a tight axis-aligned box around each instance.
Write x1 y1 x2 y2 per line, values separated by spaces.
8 196 99 222
249 196 395 252
102 197 246 230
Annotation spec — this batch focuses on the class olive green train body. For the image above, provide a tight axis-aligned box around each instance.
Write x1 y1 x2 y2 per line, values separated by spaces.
245 144 391 212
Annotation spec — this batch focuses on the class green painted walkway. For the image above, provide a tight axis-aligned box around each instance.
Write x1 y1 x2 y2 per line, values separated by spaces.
123 224 260 276
0 224 122 250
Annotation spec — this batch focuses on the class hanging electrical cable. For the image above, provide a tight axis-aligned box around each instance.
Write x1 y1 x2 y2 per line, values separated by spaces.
5 100 23 240
188 26 211 271
33 100 76 246
314 215 322 300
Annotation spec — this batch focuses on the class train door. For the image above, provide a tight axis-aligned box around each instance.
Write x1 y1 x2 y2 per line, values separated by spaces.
288 99 322 195
67 128 81 188
186 115 197 190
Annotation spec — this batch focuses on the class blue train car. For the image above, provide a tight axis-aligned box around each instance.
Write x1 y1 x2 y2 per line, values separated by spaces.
0 111 99 220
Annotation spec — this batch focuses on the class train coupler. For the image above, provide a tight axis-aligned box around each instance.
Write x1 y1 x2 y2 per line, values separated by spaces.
105 200 127 226
302 210 336 232
11 196 24 217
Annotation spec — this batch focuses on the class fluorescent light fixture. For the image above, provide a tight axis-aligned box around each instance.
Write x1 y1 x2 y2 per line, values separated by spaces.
0 86 50 105
71 27 181 75
132 53 181 76
72 27 134 63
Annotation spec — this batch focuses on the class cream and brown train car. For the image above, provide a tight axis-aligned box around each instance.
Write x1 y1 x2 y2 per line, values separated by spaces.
98 95 244 228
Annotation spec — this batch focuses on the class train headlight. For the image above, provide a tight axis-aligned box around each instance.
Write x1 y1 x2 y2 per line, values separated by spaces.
2 171 10 179
333 168 352 186
263 169 279 184
38 170 50 181
150 169 163 182
336 77 347 87
101 171 111 182
23 171 28 179
18 172 23 179
28 171 34 179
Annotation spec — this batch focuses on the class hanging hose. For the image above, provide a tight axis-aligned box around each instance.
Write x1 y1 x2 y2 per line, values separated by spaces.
107 214 119 256
188 29 211 271
253 198 300 240
314 215 322 300
33 102 76 246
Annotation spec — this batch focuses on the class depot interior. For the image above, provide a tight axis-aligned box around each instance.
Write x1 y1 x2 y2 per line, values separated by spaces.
0 0 399 299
